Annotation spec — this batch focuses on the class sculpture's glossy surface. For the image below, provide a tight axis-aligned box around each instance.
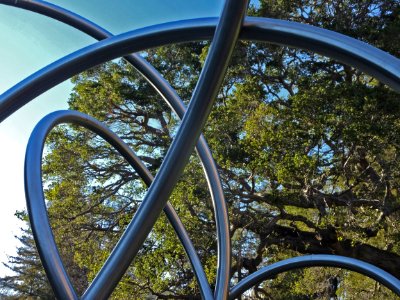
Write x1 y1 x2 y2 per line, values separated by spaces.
0 0 399 299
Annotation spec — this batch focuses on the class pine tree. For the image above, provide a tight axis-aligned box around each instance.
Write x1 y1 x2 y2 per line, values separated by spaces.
0 216 54 299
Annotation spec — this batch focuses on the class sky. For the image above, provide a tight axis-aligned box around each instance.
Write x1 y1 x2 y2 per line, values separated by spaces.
0 0 223 276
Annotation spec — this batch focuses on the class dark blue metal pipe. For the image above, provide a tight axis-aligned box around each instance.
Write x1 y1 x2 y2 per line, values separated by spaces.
1 17 400 121
6 0 397 90
229 255 400 299
0 13 399 298
2 1 247 299
0 1 229 298
83 1 247 298
1 1 400 299
24 110 222 299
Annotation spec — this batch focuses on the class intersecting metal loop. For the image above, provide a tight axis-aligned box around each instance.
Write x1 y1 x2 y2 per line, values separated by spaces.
24 110 214 299
1 0 400 299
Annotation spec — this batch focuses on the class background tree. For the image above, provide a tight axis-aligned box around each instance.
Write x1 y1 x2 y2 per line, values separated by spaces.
2 0 400 299
0 212 54 299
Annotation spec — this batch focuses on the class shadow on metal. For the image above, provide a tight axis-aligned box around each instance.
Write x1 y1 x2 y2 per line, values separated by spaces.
0 0 399 299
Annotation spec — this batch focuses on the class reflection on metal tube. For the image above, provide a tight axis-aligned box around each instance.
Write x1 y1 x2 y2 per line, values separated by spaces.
1 0 399 299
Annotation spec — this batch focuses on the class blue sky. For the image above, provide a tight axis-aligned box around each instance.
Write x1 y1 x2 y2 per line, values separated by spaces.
0 0 223 276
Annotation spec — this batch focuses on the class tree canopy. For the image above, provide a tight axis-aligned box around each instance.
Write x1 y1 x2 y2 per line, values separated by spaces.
2 1 400 299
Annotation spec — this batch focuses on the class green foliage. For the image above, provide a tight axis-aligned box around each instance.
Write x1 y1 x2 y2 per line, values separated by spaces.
0 224 54 299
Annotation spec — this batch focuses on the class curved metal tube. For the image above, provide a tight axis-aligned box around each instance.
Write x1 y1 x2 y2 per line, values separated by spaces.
6 3 245 293
1 17 400 119
3 0 399 91
229 255 400 299
84 2 247 298
25 110 212 299
0 0 229 297
1 1 399 299
0 0 235 297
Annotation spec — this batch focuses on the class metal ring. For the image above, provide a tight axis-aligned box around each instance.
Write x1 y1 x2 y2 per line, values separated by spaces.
1 1 400 299
18 1 246 298
1 17 400 119
229 255 400 299
0 0 232 297
25 109 216 299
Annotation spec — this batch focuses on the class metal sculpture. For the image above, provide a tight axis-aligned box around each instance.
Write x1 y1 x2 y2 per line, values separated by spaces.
0 0 399 299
